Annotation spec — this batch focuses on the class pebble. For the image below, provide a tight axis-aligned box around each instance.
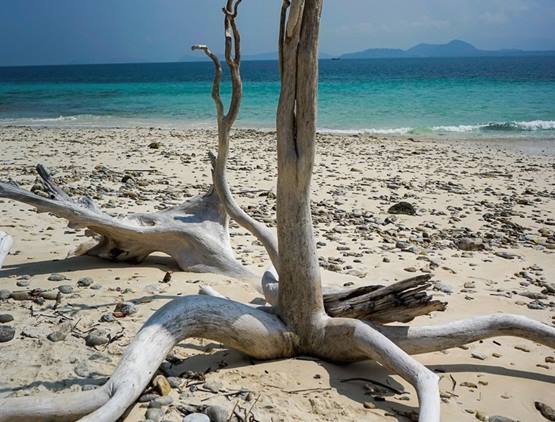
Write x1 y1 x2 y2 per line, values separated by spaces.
47 331 67 342
100 313 115 322
456 237 484 251
58 285 74 294
183 414 209 422
77 277 94 287
388 202 416 216
0 325 16 342
206 405 228 422
48 273 66 281
494 251 516 260
0 289 11 300
153 375 172 396
0 314 14 323
149 396 174 408
85 330 109 347
113 301 137 317
16 279 30 287
167 377 182 388
471 352 487 360
488 416 516 422
138 393 161 403
145 408 163 422
435 282 453 294
535 401 555 421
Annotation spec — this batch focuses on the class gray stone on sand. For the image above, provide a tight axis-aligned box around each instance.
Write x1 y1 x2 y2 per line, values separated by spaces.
85 329 109 347
47 331 67 342
48 273 66 282
0 290 11 300
0 314 14 323
145 408 163 422
78 277 94 287
149 396 174 408
387 201 416 216
206 405 229 422
183 414 210 422
456 237 485 251
58 285 74 294
0 325 16 343
100 313 115 323
120 302 137 316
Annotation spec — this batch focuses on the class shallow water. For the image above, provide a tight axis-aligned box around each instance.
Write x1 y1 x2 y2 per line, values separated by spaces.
0 57 554 140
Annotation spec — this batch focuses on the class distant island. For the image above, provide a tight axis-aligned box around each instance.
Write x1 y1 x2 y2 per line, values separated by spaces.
340 40 555 59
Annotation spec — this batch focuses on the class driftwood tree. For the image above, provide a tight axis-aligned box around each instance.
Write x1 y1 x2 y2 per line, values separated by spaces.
0 0 444 323
1 1 554 421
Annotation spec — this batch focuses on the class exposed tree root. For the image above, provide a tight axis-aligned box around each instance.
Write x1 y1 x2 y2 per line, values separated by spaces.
1 295 552 422
0 295 297 422
3 2 554 422
373 313 555 354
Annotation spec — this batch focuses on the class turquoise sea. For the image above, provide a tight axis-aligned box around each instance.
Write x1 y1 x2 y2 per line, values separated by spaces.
0 57 554 139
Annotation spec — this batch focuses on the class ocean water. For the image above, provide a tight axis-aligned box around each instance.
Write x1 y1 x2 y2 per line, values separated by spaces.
0 57 554 139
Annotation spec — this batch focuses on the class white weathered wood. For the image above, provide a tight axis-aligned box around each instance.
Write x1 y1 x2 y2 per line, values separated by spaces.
0 231 13 269
2 2 554 422
0 295 297 422
374 314 555 354
0 166 253 280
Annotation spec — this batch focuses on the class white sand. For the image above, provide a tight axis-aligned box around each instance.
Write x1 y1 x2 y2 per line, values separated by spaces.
0 126 554 421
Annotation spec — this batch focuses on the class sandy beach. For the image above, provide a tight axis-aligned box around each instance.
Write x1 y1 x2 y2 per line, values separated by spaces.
0 125 554 422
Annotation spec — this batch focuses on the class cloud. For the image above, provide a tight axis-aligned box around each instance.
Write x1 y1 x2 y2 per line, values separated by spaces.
479 0 532 24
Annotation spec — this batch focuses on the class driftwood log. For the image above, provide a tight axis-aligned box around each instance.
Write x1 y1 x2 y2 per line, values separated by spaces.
0 164 445 323
0 2 553 422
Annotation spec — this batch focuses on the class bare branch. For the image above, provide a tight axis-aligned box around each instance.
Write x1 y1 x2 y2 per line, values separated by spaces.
191 44 225 120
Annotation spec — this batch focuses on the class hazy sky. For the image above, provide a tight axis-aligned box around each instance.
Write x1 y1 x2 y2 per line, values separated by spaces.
1 0 554 66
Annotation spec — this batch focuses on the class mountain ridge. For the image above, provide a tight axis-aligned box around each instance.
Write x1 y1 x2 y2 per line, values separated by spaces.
341 40 555 59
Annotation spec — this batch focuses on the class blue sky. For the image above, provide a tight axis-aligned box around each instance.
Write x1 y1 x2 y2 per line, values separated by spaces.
1 0 554 66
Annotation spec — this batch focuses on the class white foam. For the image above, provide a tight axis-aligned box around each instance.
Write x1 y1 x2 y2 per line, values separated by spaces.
319 127 413 135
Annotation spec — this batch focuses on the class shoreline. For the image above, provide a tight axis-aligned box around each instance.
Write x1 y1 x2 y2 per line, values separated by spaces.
1 123 554 157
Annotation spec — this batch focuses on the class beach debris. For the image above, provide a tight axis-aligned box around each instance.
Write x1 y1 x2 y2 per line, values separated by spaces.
161 271 172 283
